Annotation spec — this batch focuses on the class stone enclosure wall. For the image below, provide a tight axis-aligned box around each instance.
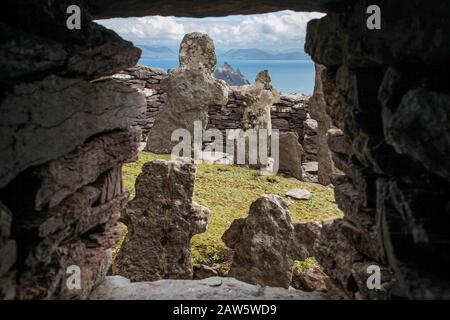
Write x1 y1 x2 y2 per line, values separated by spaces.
122 67 320 169
1 0 450 300
108 66 168 141
208 91 318 163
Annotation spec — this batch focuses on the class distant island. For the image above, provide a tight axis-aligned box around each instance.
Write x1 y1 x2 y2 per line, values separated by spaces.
213 62 250 86
137 45 310 61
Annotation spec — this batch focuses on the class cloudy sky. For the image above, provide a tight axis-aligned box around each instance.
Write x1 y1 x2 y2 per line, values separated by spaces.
96 10 325 53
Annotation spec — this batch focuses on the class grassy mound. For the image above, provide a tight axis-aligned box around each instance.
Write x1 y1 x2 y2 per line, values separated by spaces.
122 152 342 272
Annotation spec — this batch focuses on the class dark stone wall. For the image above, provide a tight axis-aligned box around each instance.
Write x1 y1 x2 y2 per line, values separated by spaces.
305 0 450 299
0 0 143 299
207 91 312 158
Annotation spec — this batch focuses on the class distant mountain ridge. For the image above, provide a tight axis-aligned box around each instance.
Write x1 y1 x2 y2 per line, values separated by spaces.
137 45 177 59
220 48 310 60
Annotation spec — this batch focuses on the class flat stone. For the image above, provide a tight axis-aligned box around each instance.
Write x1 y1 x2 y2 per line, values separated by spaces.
89 276 325 300
286 189 312 200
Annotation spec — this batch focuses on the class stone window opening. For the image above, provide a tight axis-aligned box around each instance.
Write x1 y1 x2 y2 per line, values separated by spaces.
1 0 450 300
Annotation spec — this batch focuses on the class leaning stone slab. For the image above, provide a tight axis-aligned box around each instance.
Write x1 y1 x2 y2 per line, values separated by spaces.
34 128 140 210
278 132 303 179
286 188 312 200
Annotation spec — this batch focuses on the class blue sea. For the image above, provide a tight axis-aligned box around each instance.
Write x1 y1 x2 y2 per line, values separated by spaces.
139 58 315 94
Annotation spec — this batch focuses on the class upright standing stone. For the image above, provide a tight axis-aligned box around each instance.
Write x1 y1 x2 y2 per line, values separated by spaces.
113 159 211 282
231 71 281 166
278 132 304 179
145 32 228 154
308 64 336 185
222 195 295 288
240 70 280 134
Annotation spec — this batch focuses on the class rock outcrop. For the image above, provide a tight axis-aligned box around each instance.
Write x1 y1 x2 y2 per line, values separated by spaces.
113 159 211 281
222 195 296 288
145 33 229 154
0 203 16 299
213 62 250 86
1 129 139 300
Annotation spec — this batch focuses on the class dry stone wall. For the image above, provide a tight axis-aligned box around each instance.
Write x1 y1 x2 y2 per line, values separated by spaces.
0 0 144 299
119 64 319 169
110 66 168 141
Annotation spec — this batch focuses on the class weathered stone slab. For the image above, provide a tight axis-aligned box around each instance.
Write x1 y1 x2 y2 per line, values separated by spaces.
278 132 303 179
145 33 228 154
0 77 146 189
34 129 140 210
113 159 211 281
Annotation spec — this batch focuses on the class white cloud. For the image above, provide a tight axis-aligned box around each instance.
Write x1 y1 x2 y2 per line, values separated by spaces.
96 11 325 51
99 16 185 41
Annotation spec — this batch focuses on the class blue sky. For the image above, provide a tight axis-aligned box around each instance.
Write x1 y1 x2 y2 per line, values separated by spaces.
96 10 325 53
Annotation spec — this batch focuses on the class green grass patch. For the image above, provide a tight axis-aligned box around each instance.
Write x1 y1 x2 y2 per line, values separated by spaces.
122 152 342 272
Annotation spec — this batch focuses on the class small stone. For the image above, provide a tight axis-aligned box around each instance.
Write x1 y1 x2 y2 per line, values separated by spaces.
286 189 312 200
304 118 318 136
303 161 319 173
